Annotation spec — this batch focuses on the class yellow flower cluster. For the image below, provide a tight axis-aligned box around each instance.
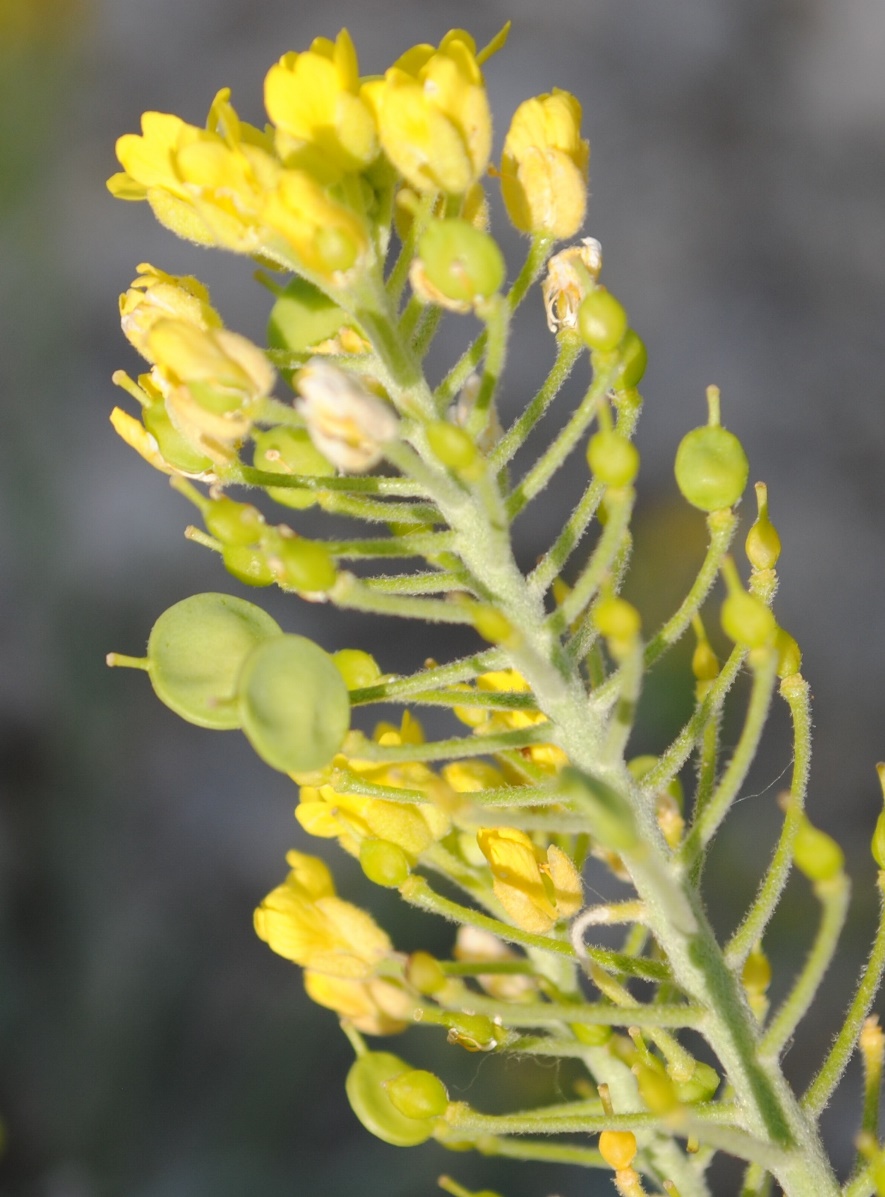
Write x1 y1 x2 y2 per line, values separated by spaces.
108 25 590 290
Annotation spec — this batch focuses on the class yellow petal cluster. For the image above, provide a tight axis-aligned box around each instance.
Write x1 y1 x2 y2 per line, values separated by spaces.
453 670 569 774
255 851 412 1034
108 90 368 278
119 263 222 359
362 31 491 195
477 828 583 934
265 29 377 179
295 715 451 858
501 89 589 240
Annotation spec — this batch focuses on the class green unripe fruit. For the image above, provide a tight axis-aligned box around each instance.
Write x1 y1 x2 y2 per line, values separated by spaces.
268 277 352 357
135 593 281 729
237 634 350 772
571 1022 613 1047
205 497 265 546
721 590 776 648
675 1061 720 1104
252 427 335 510
221 545 275 587
745 482 782 571
417 219 505 306
345 1052 435 1146
635 1063 678 1115
142 402 213 475
586 430 639 487
407 951 447 995
612 329 648 390
873 811 885 871
385 1069 449 1120
332 648 382 690
578 289 629 352
675 425 749 511
446 1013 500 1052
774 627 802 678
359 838 411 888
594 595 641 642
270 537 337 592
794 817 844 882
426 421 481 476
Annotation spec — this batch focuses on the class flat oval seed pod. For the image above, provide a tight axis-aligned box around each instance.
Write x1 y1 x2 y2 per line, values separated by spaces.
345 1052 435 1147
238 634 350 772
147 593 282 729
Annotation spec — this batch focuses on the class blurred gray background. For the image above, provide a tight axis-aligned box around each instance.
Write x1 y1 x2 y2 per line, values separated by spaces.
2 0 885 1194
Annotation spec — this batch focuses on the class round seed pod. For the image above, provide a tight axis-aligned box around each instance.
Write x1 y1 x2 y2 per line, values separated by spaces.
586 430 639 487
252 426 335 511
794 817 844 882
332 649 382 690
345 1052 436 1146
221 544 275 587
385 1069 449 1120
612 329 648 390
142 401 214 475
146 593 281 729
269 537 337 593
205 497 265 546
417 219 505 307
237 634 350 773
578 289 629 352
268 277 354 358
675 425 749 512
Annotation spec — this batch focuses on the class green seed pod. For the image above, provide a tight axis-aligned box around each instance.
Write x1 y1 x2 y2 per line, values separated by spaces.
110 593 282 729
360 838 411 888
674 387 749 511
586 430 639 487
221 544 275 587
571 1022 613 1047
332 648 382 690
675 1061 720 1104
385 1069 449 1120
406 951 447 996
268 277 354 357
612 329 648 390
446 1013 500 1052
872 764 885 870
425 421 482 476
237 634 350 773
252 426 336 511
142 401 214 475
345 1052 435 1147
720 558 776 648
416 219 505 308
578 289 629 352
205 497 265 546
745 481 782 571
593 595 641 642
774 627 802 678
269 537 337 593
793 816 844 882
635 1063 678 1115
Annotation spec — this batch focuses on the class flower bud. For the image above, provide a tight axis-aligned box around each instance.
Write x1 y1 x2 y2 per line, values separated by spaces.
501 89 589 239
406 951 447 995
598 1130 637 1171
332 648 382 690
578 288 628 353
675 386 749 512
412 219 505 312
675 1060 720 1104
360 838 411 888
745 481 781 571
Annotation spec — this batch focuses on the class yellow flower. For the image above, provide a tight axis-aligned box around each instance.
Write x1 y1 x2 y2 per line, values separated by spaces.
262 169 370 278
254 850 392 977
265 29 378 179
501 89 589 239
109 369 216 479
363 30 491 194
304 971 413 1035
477 827 583 934
119 263 222 359
109 91 281 255
143 320 275 463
